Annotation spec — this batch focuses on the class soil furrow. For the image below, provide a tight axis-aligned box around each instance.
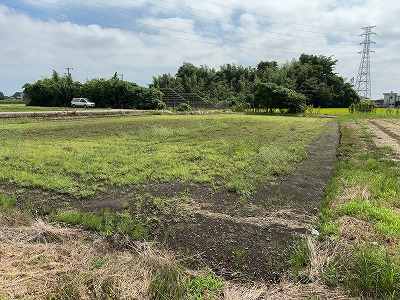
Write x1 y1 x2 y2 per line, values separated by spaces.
365 119 400 154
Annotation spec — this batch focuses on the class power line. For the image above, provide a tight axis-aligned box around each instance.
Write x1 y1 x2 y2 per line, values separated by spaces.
29 0 352 45
132 0 357 35
5 3 354 55
190 0 356 33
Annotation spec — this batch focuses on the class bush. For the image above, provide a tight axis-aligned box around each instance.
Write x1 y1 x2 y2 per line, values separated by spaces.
155 100 166 110
176 103 192 111
349 99 376 113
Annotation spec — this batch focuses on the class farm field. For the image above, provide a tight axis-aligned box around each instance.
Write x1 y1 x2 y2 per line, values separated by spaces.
0 114 341 297
305 107 400 116
0 114 330 198
1 113 399 299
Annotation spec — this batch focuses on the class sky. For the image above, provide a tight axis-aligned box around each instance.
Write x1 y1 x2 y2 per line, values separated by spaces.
1 0 400 99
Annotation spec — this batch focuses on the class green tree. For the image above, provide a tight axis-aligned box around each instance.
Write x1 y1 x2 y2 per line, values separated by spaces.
253 82 307 113
0 91 4 100
151 55 359 109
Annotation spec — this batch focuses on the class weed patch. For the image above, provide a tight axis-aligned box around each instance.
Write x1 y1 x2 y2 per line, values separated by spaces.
347 247 400 299
336 199 400 238
49 209 149 239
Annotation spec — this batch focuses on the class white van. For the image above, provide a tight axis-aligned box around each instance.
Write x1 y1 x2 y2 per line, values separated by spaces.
71 98 95 108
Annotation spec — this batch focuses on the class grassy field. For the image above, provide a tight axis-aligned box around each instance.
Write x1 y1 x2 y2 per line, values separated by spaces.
0 102 50 112
305 107 400 116
0 113 335 299
0 102 111 112
0 114 329 198
1 111 399 299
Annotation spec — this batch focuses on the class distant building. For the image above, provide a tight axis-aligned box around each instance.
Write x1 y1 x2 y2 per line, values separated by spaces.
382 91 399 108
371 92 399 108
371 98 384 107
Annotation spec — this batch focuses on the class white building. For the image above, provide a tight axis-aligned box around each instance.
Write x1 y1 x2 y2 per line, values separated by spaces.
382 91 399 108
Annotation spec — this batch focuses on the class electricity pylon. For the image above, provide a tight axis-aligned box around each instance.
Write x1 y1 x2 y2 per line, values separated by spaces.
355 26 376 99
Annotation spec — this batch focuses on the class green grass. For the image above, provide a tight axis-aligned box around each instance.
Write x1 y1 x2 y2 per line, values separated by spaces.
0 102 110 112
149 265 224 300
0 103 50 112
314 118 400 298
348 247 400 299
307 107 349 115
0 114 329 197
49 209 148 239
336 200 400 238
304 107 400 117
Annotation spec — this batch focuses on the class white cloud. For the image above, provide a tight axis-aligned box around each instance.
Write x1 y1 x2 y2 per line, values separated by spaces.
1 1 400 98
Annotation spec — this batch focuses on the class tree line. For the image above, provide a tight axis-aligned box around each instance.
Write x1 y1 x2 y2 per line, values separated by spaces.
23 71 163 109
21 53 360 111
152 54 360 112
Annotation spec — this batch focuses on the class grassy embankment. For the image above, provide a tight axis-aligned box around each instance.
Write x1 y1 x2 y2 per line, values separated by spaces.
290 114 400 299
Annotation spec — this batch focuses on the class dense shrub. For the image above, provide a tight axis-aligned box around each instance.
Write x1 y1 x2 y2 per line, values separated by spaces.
176 103 192 111
349 99 376 113
253 82 307 113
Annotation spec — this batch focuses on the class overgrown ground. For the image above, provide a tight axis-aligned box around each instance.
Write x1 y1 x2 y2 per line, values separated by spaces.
1 112 399 299
291 117 400 299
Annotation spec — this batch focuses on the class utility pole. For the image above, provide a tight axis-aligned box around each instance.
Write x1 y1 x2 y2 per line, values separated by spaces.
65 67 73 77
113 72 124 80
355 26 376 99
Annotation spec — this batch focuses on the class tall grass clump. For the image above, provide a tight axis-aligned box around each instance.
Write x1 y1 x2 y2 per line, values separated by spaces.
349 100 376 113
347 247 400 299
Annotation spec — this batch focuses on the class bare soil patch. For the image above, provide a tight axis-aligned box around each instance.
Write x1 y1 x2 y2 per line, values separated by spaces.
364 119 400 156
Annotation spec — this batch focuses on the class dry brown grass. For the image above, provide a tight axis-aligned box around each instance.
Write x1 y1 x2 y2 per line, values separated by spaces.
338 215 378 244
0 215 355 300
303 236 350 284
0 216 175 299
335 186 371 208
220 280 353 300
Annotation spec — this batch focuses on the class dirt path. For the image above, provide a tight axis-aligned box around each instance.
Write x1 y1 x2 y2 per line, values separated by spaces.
0 109 152 119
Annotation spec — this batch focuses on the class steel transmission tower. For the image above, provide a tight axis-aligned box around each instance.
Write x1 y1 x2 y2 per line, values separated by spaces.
355 26 376 99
